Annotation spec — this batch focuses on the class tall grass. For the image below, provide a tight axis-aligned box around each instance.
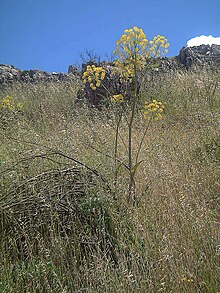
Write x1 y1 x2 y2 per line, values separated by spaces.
0 69 219 292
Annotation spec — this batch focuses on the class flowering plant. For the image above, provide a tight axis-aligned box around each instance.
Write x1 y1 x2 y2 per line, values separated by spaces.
82 65 105 90
0 95 24 129
81 27 169 200
144 99 165 121
0 95 23 111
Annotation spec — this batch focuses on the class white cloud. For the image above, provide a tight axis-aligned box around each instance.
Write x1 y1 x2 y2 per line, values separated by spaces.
187 35 220 47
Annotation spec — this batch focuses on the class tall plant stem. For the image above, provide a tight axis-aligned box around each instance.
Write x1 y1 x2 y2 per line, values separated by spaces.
128 54 138 200
135 117 152 164
114 108 123 188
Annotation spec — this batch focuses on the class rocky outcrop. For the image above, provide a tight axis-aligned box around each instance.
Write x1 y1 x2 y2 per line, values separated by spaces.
145 56 181 72
0 64 20 84
1 44 220 93
0 64 78 85
177 44 220 69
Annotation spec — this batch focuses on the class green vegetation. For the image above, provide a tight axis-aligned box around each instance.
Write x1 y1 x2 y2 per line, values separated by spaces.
0 27 219 292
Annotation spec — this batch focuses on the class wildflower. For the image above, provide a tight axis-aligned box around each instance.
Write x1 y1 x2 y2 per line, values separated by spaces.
111 94 124 103
149 35 169 57
82 65 105 90
90 83 96 90
114 26 148 80
143 99 165 120
16 102 23 110
0 95 23 111
179 277 194 283
95 80 101 87
113 26 169 81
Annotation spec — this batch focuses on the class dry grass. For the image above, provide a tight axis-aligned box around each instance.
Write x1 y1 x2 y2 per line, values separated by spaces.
0 70 219 292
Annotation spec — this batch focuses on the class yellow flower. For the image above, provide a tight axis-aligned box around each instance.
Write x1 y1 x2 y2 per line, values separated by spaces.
100 72 105 80
96 80 101 87
113 26 150 80
0 95 23 111
111 94 124 103
82 65 105 90
179 277 194 283
16 102 23 110
143 99 165 121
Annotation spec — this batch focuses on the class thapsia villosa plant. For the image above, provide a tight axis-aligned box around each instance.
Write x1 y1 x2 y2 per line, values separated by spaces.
82 26 169 200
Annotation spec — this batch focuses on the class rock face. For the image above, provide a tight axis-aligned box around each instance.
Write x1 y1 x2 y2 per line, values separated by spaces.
0 64 78 85
0 64 20 84
145 56 181 72
1 44 220 107
177 44 220 69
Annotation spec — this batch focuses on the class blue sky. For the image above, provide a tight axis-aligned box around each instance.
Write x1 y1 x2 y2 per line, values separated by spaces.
0 0 219 72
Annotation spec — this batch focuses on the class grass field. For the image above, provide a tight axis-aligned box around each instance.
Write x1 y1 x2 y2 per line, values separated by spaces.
0 68 219 292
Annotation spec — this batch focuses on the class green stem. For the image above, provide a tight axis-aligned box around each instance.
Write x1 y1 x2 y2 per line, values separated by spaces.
128 52 138 200
114 108 123 188
135 117 152 164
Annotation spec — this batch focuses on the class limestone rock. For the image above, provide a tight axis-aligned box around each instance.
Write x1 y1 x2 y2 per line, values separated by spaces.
0 64 20 84
177 44 220 69
0 64 78 85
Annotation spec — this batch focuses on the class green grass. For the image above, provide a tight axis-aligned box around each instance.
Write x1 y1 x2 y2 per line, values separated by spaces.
0 69 220 292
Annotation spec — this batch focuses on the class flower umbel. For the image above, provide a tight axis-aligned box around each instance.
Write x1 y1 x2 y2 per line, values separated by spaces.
149 35 169 57
143 99 165 121
113 27 169 81
82 65 105 90
114 26 148 80
111 94 124 103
